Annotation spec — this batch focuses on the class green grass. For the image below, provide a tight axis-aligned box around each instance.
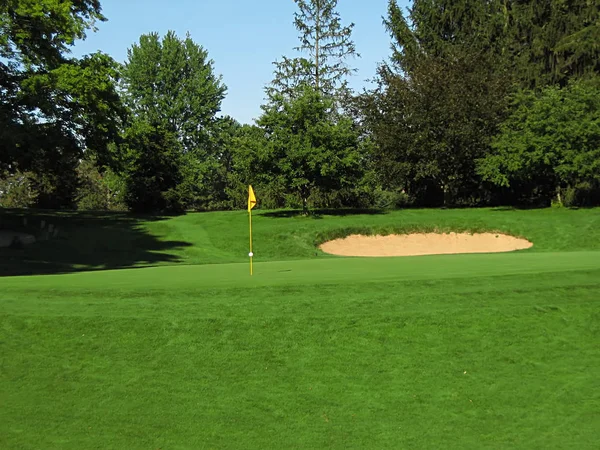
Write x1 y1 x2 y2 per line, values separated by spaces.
1 207 600 448
2 207 600 275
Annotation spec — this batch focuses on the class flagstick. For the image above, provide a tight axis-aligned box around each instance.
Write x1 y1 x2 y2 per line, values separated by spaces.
249 209 253 276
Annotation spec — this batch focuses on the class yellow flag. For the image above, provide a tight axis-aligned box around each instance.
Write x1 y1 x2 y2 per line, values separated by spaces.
248 185 257 212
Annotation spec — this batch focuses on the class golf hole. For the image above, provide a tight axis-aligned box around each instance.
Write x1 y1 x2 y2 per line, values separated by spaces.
319 232 533 257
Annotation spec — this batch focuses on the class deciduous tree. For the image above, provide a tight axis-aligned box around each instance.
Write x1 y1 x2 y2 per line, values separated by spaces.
259 86 364 213
120 31 227 211
0 1 124 207
478 79 600 206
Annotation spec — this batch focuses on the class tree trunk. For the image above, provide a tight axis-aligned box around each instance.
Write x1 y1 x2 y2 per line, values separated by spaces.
442 183 450 207
300 185 310 215
315 2 320 93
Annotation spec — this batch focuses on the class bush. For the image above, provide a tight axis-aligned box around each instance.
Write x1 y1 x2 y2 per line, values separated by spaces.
372 188 413 209
561 182 600 207
76 159 127 211
0 171 37 208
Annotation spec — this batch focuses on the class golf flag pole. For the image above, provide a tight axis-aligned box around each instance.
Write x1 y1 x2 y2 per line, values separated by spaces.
248 185 257 275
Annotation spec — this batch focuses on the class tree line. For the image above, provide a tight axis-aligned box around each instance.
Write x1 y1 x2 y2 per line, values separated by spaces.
1 0 599 213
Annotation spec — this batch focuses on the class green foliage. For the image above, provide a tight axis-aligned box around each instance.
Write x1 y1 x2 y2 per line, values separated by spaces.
223 123 271 209
199 116 242 210
261 0 370 211
479 79 600 206
29 143 80 209
0 171 37 208
359 1 600 208
122 31 226 151
357 1 513 206
370 187 413 210
120 31 227 211
121 121 185 214
258 87 365 212
384 0 509 73
0 0 105 67
76 158 126 211
268 0 359 100
386 0 600 89
362 48 510 205
0 1 124 208
19 52 126 166
508 0 600 88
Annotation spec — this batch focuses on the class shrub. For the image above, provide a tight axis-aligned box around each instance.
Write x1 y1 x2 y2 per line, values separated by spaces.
0 171 37 208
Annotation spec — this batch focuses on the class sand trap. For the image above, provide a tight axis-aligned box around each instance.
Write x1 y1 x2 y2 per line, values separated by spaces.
320 232 533 257
0 231 36 248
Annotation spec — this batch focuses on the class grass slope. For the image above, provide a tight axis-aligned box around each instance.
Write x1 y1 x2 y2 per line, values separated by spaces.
1 207 600 448
1 207 600 275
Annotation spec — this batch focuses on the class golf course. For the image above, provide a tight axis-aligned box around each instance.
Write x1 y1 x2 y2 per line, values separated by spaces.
2 0 600 447
1 207 599 449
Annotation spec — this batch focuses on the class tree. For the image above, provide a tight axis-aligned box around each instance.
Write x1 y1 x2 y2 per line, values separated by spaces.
359 1 511 206
507 0 600 88
258 86 364 213
120 31 227 211
225 124 283 209
268 0 359 100
0 170 37 208
0 0 105 66
76 157 126 211
0 1 124 208
121 120 185 213
384 0 509 73
385 0 600 89
478 79 600 206
190 115 242 210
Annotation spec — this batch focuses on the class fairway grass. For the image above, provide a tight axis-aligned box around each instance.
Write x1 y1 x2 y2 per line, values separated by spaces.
1 208 600 448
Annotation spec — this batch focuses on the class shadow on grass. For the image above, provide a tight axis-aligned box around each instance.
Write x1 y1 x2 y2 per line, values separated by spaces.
261 208 388 219
490 205 551 212
0 209 192 277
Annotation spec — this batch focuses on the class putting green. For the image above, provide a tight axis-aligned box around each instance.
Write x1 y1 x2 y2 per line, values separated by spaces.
2 250 599 291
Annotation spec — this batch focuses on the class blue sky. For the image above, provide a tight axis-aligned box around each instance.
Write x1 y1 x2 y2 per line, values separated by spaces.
72 0 410 125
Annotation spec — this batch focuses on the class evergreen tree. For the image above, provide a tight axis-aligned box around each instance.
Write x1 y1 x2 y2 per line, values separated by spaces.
268 0 359 100
507 0 600 88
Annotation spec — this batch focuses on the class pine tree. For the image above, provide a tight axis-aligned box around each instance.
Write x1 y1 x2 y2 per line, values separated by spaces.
267 0 359 100
384 0 509 73
508 0 600 88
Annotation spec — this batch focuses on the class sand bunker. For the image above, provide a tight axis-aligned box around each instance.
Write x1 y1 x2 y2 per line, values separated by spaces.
320 232 533 257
